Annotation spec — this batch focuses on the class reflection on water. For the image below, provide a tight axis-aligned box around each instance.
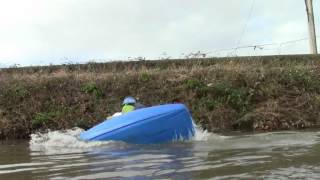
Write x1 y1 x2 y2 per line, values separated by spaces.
0 128 320 179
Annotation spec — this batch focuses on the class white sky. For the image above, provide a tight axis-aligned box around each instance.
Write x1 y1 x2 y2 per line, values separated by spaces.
0 0 319 67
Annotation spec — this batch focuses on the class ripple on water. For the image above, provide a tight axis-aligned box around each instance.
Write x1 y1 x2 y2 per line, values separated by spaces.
0 127 318 179
261 165 320 179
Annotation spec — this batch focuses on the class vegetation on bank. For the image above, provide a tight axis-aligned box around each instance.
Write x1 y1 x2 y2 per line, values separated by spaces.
0 55 320 139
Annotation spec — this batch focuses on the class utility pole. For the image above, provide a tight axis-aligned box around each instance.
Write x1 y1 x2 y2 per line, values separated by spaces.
305 0 318 54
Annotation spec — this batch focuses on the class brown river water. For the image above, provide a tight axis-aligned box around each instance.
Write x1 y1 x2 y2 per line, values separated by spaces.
0 128 320 179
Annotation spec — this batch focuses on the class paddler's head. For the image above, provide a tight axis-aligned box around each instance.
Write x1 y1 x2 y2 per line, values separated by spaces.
122 96 136 105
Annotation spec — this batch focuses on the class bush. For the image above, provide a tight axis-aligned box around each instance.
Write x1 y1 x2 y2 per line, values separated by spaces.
210 82 232 96
185 79 204 90
204 98 224 111
198 82 250 113
227 87 250 113
81 82 102 98
74 118 91 130
140 73 151 82
14 85 30 98
32 112 58 128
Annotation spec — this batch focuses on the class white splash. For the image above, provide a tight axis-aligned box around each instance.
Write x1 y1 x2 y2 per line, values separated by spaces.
29 128 112 154
192 122 230 141
193 125 211 141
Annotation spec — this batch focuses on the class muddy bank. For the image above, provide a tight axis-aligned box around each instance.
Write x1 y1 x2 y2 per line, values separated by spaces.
1 55 320 139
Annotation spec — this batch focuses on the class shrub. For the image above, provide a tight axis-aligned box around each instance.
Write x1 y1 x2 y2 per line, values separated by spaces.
81 82 102 98
204 98 224 111
74 118 91 130
14 85 30 98
227 87 250 113
185 79 204 90
210 82 232 96
32 112 58 128
140 73 151 82
291 71 320 91
200 82 250 113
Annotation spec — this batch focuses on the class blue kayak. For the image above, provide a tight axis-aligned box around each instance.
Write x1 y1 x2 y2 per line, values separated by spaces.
79 104 195 144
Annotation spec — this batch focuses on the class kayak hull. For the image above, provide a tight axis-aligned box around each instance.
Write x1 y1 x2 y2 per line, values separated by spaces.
79 104 195 144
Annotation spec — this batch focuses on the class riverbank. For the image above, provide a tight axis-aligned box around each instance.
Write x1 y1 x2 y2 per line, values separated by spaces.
1 55 320 139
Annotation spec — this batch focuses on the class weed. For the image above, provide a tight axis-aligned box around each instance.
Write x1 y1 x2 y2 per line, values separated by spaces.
204 98 224 111
31 112 58 127
226 87 250 113
199 82 250 112
74 118 91 130
140 73 150 82
81 82 102 98
13 85 30 98
258 82 281 98
210 82 232 96
291 71 319 91
185 79 204 90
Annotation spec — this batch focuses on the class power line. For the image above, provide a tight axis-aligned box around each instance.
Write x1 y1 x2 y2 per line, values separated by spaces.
211 0 316 56
207 37 311 56
234 0 256 52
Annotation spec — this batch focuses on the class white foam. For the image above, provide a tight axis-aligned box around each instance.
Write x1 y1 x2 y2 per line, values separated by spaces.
29 128 112 154
193 125 211 141
192 122 230 141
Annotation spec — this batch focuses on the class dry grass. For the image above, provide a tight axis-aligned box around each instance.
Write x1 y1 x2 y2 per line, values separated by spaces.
1 55 320 139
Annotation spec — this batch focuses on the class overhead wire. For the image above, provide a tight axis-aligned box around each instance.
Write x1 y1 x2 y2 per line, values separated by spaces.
233 0 256 53
207 37 311 57
178 1 316 58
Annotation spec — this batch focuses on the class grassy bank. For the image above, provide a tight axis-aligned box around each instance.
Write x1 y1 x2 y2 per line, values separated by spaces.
1 55 320 139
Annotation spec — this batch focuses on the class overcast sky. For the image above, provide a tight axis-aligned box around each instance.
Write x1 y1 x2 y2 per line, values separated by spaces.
0 0 319 67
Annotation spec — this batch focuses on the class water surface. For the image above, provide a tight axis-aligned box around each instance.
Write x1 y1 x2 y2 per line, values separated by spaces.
1 128 320 179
